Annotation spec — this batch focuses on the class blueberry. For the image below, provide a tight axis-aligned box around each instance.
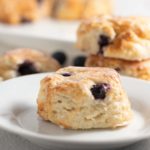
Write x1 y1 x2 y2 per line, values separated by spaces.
73 56 86 66
90 83 110 100
52 51 67 65
61 73 71 77
37 0 43 4
18 60 39 75
115 67 121 72
20 17 31 23
98 35 110 54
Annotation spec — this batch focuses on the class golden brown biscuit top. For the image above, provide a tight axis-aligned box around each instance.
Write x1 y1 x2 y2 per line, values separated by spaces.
40 66 126 109
77 15 150 61
78 15 150 38
42 66 121 87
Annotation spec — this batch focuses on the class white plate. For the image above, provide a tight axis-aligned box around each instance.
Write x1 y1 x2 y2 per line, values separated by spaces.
0 73 150 150
0 0 150 43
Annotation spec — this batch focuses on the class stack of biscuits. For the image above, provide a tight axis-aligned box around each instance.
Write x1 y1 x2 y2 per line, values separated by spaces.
77 15 150 80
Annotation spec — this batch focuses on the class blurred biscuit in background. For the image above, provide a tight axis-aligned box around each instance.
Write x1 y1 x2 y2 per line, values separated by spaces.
0 0 113 24
52 0 113 20
0 0 52 24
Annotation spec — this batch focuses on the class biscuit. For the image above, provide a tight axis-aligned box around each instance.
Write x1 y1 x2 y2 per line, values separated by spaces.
85 55 150 80
0 0 52 24
0 48 60 80
37 66 132 129
77 15 150 61
82 0 113 19
52 0 85 20
52 0 113 20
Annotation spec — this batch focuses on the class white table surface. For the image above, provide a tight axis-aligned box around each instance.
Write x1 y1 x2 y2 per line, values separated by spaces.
0 129 149 150
0 0 150 149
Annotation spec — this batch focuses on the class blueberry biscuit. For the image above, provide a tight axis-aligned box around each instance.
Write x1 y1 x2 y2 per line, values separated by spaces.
0 48 60 80
52 0 113 20
37 66 132 129
77 16 150 61
0 0 52 24
86 55 150 81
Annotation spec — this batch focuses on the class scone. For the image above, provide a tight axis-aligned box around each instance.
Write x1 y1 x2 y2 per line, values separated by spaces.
0 48 60 80
0 0 52 24
77 15 150 61
52 0 85 20
37 66 132 129
52 0 113 20
86 55 150 80
82 0 113 19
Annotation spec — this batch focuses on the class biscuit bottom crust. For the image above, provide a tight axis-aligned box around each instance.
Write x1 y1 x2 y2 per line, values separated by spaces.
85 55 150 81
37 66 132 129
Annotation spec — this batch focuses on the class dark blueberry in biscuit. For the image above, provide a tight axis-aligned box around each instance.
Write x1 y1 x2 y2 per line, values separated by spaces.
61 73 71 77
98 35 110 54
37 0 44 6
115 67 121 72
37 0 43 4
18 60 39 75
73 56 86 66
91 83 110 100
20 17 32 23
52 51 67 65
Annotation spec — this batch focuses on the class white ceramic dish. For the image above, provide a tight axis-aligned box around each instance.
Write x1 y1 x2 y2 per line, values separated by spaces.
0 73 150 150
